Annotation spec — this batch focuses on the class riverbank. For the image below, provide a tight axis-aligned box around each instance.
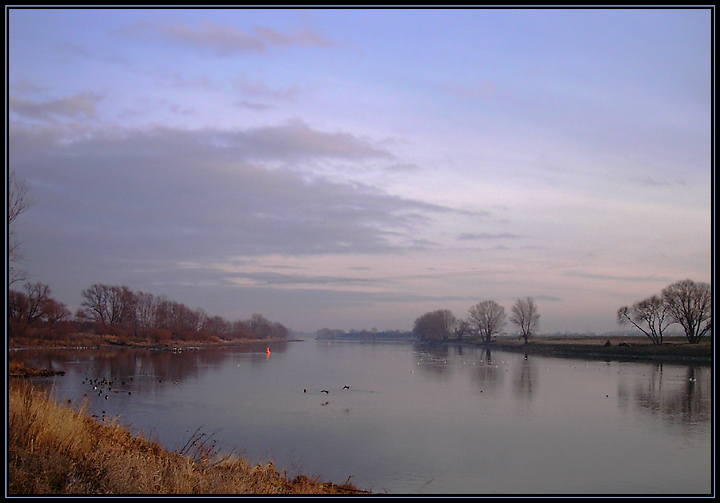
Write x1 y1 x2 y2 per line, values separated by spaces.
478 335 712 364
7 379 368 495
11 332 712 364
7 332 299 352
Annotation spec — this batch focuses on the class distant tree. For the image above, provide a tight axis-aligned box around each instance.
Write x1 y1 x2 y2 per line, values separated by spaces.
413 309 457 341
271 321 289 340
41 297 71 327
662 279 712 344
468 301 506 343
77 284 289 341
454 319 470 341
8 290 26 326
133 291 157 335
79 284 135 330
510 297 540 344
8 170 32 286
21 283 53 325
248 313 272 339
315 328 345 340
153 295 173 331
79 284 111 327
246 313 289 339
227 320 248 339
8 283 70 337
203 315 231 338
617 295 672 346
165 301 202 339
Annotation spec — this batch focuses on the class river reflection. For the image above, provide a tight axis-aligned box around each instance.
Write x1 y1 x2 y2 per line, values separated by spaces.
17 342 289 390
12 341 712 494
617 363 711 433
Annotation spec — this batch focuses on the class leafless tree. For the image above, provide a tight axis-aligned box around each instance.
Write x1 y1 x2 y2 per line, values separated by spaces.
79 284 135 329
468 300 506 343
617 295 672 346
133 291 158 335
662 279 712 344
454 319 470 341
413 309 457 341
510 297 540 344
8 170 32 286
8 282 70 336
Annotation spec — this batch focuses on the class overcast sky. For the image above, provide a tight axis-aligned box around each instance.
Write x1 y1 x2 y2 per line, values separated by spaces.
7 7 712 335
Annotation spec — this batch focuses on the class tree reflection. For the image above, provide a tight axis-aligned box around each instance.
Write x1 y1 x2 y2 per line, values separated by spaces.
470 347 503 393
620 363 711 432
513 353 535 399
412 343 453 377
20 343 290 393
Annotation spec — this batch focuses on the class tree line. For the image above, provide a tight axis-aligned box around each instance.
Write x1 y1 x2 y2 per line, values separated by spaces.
413 297 540 344
617 279 712 345
7 170 288 345
8 282 289 344
414 280 712 347
315 328 415 341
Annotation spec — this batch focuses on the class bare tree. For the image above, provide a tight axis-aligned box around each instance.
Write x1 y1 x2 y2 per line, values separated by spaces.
134 291 157 335
21 283 53 325
80 284 111 327
468 301 506 343
413 309 457 341
662 279 712 344
8 282 70 336
617 295 673 346
454 319 470 341
79 284 136 329
8 170 32 286
510 297 540 344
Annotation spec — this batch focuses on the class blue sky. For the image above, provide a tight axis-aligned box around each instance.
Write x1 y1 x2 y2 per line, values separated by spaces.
7 7 713 334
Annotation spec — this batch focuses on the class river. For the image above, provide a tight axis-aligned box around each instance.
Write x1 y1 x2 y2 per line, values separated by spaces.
15 339 712 495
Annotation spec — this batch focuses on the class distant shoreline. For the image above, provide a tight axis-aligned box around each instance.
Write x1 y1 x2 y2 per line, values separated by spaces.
7 333 298 352
8 333 712 365
448 335 713 364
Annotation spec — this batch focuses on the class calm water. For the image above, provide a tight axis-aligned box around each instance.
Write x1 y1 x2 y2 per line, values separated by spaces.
16 340 712 495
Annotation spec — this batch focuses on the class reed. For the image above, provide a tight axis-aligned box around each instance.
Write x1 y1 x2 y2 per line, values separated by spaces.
7 379 367 494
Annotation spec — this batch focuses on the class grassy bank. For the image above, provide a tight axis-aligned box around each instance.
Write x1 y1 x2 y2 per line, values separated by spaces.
7 379 368 495
484 335 712 363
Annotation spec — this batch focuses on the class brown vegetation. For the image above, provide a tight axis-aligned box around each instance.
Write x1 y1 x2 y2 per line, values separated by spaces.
8 358 65 377
8 282 290 349
7 379 368 495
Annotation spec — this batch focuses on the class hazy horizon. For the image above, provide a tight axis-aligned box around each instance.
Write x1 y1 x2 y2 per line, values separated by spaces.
7 8 712 335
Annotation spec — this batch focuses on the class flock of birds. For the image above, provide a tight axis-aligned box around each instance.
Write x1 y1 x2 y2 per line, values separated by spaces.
76 373 186 419
76 373 354 414
81 376 134 400
75 376 136 420
304 385 352 405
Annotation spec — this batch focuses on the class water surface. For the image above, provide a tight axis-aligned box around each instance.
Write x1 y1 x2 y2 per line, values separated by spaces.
17 340 712 495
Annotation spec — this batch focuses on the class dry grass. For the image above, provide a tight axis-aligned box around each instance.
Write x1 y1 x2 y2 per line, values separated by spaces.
489 335 712 362
7 379 368 495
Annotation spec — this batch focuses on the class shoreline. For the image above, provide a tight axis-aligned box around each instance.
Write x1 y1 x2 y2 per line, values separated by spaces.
9 334 712 364
7 334 300 352
452 335 713 364
7 379 369 495
7 334 710 494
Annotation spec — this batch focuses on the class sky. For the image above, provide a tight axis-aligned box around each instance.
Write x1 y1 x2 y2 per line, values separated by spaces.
6 7 713 335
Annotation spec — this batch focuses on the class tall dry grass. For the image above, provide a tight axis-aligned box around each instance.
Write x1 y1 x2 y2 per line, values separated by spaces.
7 379 367 495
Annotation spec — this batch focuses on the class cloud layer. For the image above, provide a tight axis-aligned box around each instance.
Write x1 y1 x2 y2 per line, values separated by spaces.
8 8 712 334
